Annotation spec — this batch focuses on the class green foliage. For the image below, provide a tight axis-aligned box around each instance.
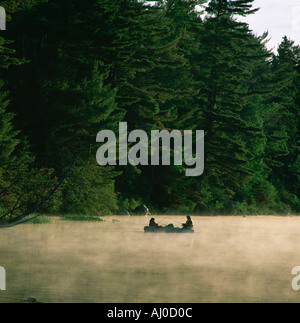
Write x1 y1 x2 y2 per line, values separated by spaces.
0 80 19 166
0 38 23 69
61 215 104 222
24 214 51 224
0 0 45 16
120 197 142 212
0 0 298 218
0 152 59 223
59 160 119 215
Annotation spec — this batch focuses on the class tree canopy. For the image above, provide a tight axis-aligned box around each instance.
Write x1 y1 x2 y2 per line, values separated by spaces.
0 0 299 221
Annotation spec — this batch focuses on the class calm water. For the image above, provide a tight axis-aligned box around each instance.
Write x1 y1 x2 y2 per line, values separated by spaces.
0 215 300 303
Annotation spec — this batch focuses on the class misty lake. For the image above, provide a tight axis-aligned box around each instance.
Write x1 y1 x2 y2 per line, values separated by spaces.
0 215 300 303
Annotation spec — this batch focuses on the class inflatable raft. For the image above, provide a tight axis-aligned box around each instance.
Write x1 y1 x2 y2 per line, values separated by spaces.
144 226 194 234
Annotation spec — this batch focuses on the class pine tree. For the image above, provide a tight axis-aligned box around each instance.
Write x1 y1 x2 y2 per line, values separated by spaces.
79 0 197 205
43 63 124 214
2 0 129 214
0 80 20 179
0 79 22 215
3 0 299 214
0 0 43 68
5 0 191 209
265 37 300 211
184 0 267 209
138 0 206 208
0 82 28 219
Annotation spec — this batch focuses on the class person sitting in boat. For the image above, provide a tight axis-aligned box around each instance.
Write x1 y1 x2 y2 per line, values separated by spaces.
149 218 159 227
182 215 193 229
165 223 174 228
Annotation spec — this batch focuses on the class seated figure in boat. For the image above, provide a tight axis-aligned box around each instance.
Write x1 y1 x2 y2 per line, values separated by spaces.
149 218 159 227
182 215 193 230
165 223 174 228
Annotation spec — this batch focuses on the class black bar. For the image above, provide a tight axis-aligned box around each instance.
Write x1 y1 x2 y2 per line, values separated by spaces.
98 304 198 321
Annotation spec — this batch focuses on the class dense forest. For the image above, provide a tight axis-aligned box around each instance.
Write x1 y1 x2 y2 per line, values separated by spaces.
0 0 299 221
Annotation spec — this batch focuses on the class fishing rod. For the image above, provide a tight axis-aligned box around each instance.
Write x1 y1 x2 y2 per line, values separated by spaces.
157 217 169 225
157 216 184 226
171 218 185 225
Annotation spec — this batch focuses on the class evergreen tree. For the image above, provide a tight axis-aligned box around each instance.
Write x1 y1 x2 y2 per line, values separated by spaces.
140 0 206 209
1 0 299 214
265 37 300 211
184 0 267 210
44 63 124 214
4 0 127 214
0 80 20 213
0 80 19 167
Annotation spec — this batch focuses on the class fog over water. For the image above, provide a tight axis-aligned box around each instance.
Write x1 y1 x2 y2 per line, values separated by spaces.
0 215 300 303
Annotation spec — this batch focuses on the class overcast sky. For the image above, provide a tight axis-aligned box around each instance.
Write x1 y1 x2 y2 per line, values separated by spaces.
243 0 300 52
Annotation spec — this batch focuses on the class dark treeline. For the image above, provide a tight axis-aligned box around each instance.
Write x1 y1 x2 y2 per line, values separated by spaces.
0 0 299 220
